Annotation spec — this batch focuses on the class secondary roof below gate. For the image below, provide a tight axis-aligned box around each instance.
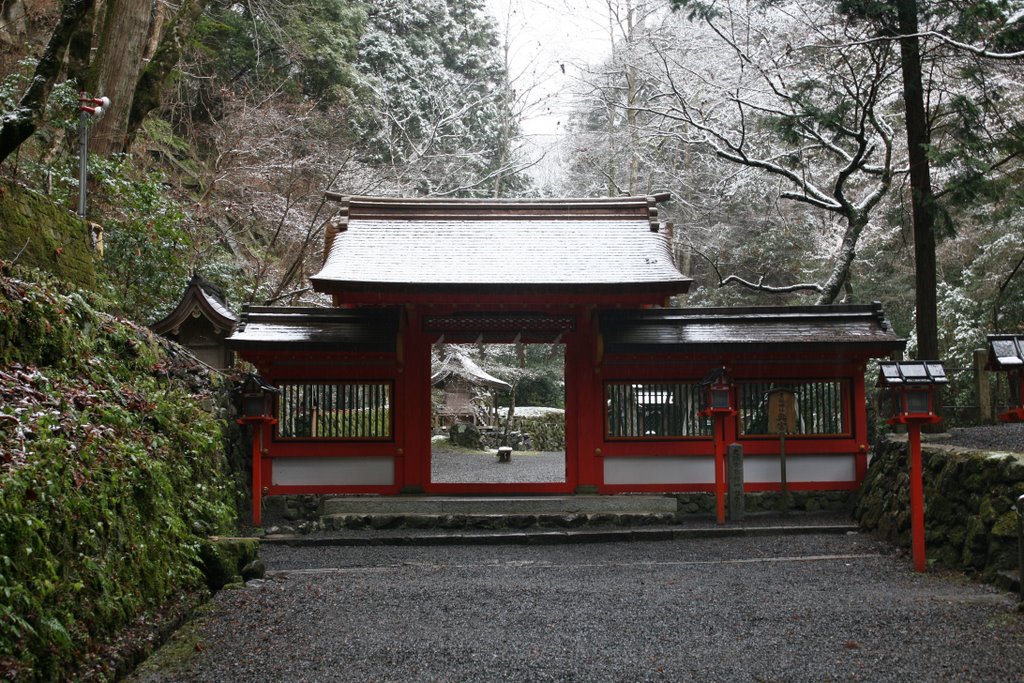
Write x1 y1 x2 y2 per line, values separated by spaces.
226 302 905 357
599 303 905 355
310 194 691 305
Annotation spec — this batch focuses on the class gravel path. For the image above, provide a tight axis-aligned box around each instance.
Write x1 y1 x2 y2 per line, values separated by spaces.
431 447 566 483
941 422 1024 453
130 533 1024 682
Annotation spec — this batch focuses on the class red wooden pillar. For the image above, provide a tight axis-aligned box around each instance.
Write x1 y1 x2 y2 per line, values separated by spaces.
713 413 727 524
852 366 869 481
238 417 275 526
702 376 736 526
402 306 430 491
908 423 927 572
573 307 600 490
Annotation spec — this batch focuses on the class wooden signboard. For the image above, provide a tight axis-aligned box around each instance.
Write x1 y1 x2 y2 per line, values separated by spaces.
767 389 797 435
766 388 796 514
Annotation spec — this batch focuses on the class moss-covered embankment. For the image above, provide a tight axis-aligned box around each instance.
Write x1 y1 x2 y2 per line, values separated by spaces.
0 266 248 681
855 436 1024 582
0 181 96 290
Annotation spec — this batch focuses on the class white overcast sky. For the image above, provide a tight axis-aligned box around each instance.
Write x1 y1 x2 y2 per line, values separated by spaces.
485 0 615 139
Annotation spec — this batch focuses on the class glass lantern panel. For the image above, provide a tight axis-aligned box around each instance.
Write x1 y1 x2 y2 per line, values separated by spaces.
880 364 902 384
900 364 928 381
711 387 731 409
242 395 268 417
904 390 931 414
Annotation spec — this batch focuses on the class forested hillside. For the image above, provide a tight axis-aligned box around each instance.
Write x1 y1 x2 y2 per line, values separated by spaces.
0 0 524 324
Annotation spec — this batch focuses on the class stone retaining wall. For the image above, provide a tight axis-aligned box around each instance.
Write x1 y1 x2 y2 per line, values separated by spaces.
672 491 855 515
0 180 96 289
855 437 1024 581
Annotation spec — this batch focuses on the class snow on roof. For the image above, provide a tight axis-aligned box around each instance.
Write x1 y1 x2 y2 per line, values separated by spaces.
431 350 512 391
600 303 905 353
311 195 691 294
151 274 237 335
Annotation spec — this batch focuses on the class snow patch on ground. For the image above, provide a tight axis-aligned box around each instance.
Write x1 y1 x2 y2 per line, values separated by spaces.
497 406 565 418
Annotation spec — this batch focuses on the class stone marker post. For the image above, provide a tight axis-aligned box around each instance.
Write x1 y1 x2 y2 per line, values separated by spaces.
727 443 744 522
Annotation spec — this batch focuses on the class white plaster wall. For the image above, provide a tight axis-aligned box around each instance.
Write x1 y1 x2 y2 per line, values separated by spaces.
604 456 715 485
603 454 856 485
742 455 855 483
272 457 395 486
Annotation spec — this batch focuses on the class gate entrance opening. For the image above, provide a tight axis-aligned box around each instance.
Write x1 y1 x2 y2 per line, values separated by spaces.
430 342 566 485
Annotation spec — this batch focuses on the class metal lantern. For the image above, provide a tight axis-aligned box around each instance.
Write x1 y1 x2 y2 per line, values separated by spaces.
987 335 1024 422
876 361 947 424
699 366 735 417
240 374 279 419
876 360 947 574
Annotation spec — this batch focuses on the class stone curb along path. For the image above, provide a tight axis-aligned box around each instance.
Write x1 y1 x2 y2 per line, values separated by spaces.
259 523 860 548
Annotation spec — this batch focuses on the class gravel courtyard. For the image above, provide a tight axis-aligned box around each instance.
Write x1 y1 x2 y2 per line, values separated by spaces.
430 446 566 483
131 532 1024 682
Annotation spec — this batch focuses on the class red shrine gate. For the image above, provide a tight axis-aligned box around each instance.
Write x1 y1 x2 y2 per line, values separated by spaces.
228 195 904 501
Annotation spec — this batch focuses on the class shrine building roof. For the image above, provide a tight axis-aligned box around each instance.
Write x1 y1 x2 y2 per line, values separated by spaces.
227 307 400 352
599 303 906 355
310 194 691 304
986 334 1024 370
151 274 238 337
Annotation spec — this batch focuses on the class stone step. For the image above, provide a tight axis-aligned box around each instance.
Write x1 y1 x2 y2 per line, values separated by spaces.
319 495 678 517
319 511 679 532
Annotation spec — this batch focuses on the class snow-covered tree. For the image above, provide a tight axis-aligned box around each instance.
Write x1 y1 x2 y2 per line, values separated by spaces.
353 0 529 196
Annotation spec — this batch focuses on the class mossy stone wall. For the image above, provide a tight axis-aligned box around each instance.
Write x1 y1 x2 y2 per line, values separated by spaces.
855 437 1024 581
672 490 855 515
0 181 95 289
0 268 236 681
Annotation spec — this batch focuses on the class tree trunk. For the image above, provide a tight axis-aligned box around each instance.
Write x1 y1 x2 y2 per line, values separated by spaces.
65 0 98 88
88 0 152 155
0 0 29 46
124 0 209 148
815 212 868 305
0 0 94 165
897 0 939 361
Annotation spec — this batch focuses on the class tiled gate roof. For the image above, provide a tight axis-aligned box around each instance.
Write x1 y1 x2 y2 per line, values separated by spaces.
310 195 690 301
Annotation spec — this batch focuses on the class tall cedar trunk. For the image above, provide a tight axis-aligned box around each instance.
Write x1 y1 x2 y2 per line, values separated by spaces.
896 0 939 361
0 0 94 164
88 0 152 155
125 0 209 148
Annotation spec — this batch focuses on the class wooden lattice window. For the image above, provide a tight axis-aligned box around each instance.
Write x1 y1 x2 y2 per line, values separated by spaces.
276 382 392 440
606 382 711 439
738 381 848 436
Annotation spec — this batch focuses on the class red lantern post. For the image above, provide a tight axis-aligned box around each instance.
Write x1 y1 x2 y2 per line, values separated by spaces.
877 361 946 572
237 375 279 526
986 336 1024 422
700 367 737 525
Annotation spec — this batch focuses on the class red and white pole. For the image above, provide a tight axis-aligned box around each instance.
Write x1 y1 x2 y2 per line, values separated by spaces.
77 94 109 219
